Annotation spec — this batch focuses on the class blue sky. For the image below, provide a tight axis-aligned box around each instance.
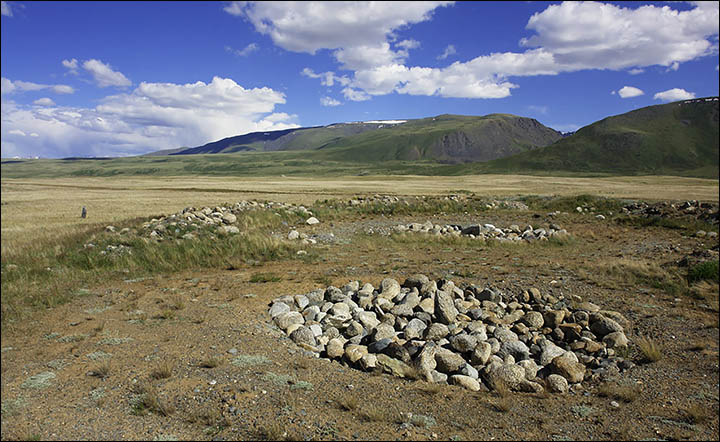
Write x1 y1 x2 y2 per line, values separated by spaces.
1 1 718 158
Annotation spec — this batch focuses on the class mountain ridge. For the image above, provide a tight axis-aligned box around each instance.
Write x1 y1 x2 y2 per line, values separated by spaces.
153 113 563 164
471 97 719 177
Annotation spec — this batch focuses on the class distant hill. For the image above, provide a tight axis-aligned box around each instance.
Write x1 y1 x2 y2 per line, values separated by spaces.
474 97 719 177
315 114 561 163
157 114 562 164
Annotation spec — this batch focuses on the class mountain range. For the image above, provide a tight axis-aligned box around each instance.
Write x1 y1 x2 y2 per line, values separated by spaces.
149 113 562 164
148 97 718 177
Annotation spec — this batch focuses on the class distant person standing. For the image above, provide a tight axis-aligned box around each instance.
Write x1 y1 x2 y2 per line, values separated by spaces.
81 206 87 218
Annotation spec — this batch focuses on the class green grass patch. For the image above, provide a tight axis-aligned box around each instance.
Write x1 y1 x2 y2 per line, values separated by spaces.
520 194 627 213
313 195 493 219
688 260 719 284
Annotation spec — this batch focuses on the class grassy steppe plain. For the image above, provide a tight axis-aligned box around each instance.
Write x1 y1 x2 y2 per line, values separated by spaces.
3 174 718 253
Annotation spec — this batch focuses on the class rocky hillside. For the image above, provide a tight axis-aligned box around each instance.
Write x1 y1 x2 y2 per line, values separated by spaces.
477 97 720 177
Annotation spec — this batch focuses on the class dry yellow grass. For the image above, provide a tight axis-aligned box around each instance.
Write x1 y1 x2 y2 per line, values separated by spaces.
2 174 717 253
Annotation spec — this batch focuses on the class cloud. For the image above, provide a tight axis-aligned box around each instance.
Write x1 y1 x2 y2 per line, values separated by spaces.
653 88 696 102
617 86 644 98
82 59 131 88
396 39 421 50
62 58 80 75
301 68 351 87
1 77 299 158
226 1 453 54
320 96 342 107
225 43 259 57
1 1 12 16
342 87 371 102
1 77 75 95
628 68 644 75
33 97 56 106
521 1 719 71
250 2 718 101
437 44 456 60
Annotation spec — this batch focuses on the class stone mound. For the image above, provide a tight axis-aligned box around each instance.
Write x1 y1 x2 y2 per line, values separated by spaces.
269 276 633 394
623 200 719 225
394 221 569 242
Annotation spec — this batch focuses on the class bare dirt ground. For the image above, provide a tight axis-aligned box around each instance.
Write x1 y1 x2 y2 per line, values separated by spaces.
2 202 718 441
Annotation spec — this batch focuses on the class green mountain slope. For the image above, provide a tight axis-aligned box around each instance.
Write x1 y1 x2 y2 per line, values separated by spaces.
475 98 719 177
167 113 562 164
169 122 397 155
316 114 561 163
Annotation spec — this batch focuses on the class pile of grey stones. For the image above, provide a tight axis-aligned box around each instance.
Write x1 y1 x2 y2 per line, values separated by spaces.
269 275 633 394
622 200 719 225
393 221 570 242
137 200 310 240
344 194 529 211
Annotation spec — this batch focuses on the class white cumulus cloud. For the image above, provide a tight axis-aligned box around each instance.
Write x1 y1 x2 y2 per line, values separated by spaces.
226 1 452 54
617 86 644 98
1 77 299 158
653 88 696 102
82 59 132 88
233 1 718 101
521 1 719 71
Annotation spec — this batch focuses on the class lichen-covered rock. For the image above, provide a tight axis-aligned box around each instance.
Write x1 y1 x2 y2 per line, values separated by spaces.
547 374 569 393
450 375 481 391
274 311 304 330
549 352 586 383
435 290 458 324
435 348 466 374
376 354 415 378
603 331 629 348
591 317 624 338
290 326 316 347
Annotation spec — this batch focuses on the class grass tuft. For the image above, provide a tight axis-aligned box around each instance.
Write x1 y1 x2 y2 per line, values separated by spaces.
199 356 223 369
337 396 358 411
89 362 111 380
635 336 663 363
131 383 174 416
359 404 386 422
688 260 719 284
150 361 173 380
597 381 641 403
